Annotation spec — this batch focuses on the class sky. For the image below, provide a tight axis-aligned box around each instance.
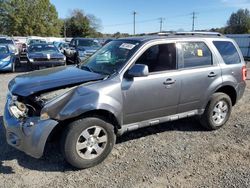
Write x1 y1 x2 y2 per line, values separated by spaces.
50 0 250 34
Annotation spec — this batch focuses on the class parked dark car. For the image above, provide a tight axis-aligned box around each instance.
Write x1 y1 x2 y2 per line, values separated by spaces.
0 44 18 72
64 38 101 64
3 32 246 169
27 43 66 70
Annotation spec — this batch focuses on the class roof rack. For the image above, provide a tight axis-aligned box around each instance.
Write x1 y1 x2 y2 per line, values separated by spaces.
174 32 223 37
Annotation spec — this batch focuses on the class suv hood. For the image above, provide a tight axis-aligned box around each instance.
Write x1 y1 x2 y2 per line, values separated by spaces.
9 66 106 96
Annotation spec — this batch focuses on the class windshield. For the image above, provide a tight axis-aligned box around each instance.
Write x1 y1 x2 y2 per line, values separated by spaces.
0 46 9 54
80 40 141 75
28 45 59 54
28 39 46 45
0 38 14 44
78 39 101 47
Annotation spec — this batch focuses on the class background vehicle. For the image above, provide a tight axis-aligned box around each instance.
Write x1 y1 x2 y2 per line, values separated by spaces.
3 33 246 169
53 41 69 54
64 38 101 64
0 37 20 66
27 43 66 70
102 38 113 46
0 44 18 72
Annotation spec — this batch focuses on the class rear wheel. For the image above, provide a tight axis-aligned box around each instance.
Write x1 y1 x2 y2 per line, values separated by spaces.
61 117 116 169
199 92 232 130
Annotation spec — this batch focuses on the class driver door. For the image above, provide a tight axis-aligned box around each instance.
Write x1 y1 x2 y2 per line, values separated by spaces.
122 43 181 125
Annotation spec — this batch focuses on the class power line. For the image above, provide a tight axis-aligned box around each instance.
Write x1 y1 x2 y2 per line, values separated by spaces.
103 18 160 27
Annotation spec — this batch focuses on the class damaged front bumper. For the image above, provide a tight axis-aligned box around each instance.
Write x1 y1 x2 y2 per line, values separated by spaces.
3 95 58 158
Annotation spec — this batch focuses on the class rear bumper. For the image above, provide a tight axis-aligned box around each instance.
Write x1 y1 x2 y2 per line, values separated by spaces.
3 96 58 158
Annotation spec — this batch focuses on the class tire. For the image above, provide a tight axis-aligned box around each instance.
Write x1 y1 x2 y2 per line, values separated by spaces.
199 92 232 130
61 117 116 169
27 61 33 71
15 57 21 67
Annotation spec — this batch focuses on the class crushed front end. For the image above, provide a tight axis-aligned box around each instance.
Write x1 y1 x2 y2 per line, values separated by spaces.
3 91 59 158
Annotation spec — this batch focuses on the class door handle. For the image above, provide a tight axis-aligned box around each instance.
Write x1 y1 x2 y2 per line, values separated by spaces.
163 78 176 85
208 72 217 78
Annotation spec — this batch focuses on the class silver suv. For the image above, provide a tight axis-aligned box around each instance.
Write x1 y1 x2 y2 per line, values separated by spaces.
3 32 247 169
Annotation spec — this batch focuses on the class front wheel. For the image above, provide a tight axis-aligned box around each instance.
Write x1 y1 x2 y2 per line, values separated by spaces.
61 117 116 169
199 92 232 130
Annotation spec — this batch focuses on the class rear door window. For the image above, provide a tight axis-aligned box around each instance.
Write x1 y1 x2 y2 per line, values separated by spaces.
213 41 241 65
178 42 213 68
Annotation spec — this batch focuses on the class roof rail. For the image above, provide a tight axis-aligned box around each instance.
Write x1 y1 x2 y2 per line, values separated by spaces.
157 32 171 36
175 32 223 37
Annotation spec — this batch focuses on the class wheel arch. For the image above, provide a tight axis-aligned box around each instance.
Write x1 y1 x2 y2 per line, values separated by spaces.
215 85 237 106
47 109 121 145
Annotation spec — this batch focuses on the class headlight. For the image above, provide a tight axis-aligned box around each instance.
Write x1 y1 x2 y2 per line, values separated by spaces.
29 58 34 62
40 112 50 120
2 56 11 62
63 56 66 61
78 51 86 57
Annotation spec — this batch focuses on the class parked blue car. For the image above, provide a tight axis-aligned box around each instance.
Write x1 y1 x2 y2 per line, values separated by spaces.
0 44 16 72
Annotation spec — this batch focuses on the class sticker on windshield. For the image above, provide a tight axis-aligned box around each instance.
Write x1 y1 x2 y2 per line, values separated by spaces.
119 43 136 50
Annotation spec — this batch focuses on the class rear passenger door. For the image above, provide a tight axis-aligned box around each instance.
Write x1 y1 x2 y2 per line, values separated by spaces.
177 41 222 113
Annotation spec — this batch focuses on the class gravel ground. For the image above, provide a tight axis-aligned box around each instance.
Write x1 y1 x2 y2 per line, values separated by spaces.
0 65 250 188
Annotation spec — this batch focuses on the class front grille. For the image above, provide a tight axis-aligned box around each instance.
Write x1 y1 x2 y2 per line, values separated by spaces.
34 58 64 62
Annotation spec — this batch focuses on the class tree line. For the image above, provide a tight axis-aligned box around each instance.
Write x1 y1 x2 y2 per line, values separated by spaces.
210 9 250 34
0 0 250 37
0 0 102 37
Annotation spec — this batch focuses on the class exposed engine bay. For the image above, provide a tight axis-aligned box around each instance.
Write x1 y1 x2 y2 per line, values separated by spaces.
9 86 75 119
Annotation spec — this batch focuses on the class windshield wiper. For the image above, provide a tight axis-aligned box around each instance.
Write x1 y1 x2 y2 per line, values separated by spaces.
81 65 94 73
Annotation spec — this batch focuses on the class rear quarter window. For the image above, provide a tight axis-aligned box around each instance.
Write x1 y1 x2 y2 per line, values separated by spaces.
213 41 241 65
179 42 213 68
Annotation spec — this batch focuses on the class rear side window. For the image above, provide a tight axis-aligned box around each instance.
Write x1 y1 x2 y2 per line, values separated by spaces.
179 42 212 68
213 41 241 64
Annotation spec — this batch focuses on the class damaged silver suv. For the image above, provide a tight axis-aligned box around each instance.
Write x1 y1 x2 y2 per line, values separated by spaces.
3 32 247 169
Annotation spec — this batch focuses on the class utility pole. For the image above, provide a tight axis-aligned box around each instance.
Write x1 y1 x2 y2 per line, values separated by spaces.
133 11 137 35
191 12 197 31
159 17 165 32
64 20 67 38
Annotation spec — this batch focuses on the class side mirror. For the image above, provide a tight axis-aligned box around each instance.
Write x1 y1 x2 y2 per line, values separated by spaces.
69 44 76 48
127 64 149 77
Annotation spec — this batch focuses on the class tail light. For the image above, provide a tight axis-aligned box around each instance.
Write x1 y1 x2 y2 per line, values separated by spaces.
242 65 247 81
